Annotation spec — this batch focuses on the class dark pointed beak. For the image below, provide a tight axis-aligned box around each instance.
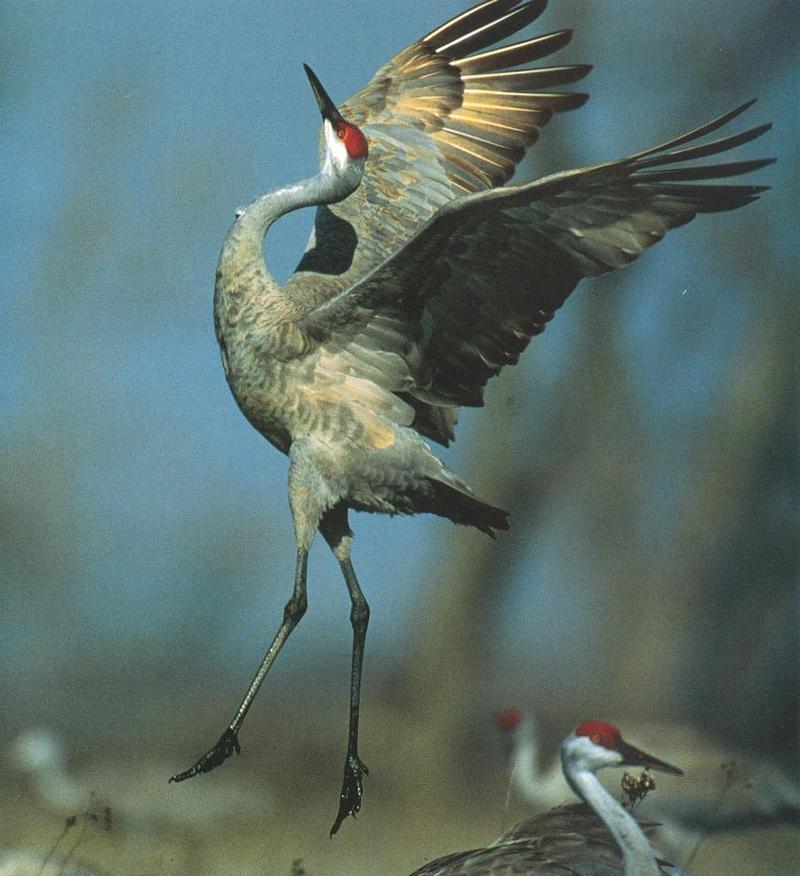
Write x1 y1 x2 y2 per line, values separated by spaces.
618 740 684 776
303 63 344 125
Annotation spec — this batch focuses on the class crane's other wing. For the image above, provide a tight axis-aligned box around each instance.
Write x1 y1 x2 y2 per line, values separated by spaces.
293 0 589 284
297 102 772 424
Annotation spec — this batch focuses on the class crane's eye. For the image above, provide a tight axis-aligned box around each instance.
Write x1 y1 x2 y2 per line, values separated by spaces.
590 733 601 744
337 127 347 140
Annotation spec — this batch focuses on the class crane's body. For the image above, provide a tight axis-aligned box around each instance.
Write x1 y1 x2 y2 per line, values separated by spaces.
213 118 508 537
411 721 688 875
171 0 773 833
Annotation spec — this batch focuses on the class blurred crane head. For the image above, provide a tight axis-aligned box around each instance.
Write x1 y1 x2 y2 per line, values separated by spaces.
563 720 684 779
497 707 524 733
304 63 368 178
8 727 65 776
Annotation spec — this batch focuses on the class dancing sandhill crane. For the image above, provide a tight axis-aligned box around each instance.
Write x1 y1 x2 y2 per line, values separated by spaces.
411 720 688 875
498 708 800 857
169 0 773 833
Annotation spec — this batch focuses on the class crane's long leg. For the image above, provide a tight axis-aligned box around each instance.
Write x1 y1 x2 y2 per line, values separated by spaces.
169 548 309 783
322 508 370 836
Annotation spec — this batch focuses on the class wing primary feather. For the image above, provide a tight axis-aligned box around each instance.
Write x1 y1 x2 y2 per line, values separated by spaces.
464 89 589 110
620 99 760 162
436 1 548 57
454 30 574 74
633 123 772 169
421 0 521 49
630 157 775 182
449 109 537 136
462 64 594 88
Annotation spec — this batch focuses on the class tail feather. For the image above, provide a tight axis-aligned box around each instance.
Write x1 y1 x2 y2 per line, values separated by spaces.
425 476 509 536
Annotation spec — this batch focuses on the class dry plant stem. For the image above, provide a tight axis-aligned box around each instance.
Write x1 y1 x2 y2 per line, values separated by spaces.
682 762 740 869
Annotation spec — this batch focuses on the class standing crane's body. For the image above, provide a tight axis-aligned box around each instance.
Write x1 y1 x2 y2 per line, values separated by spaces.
411 803 678 875
171 0 773 833
411 721 689 875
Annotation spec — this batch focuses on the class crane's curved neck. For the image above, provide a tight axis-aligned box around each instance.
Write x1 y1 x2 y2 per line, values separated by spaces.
216 163 361 324
510 720 540 790
567 767 661 876
510 719 563 807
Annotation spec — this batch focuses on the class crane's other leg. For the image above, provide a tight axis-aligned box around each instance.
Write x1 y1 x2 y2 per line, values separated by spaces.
169 546 309 782
322 505 371 836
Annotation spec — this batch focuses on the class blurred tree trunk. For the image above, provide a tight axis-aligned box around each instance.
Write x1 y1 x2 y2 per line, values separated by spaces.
397 365 534 799
395 0 592 792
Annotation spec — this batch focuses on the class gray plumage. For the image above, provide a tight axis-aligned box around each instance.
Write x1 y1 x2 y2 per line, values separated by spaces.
171 0 773 835
410 804 680 875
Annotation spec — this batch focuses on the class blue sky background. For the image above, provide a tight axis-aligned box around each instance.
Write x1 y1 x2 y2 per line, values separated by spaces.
2 0 797 759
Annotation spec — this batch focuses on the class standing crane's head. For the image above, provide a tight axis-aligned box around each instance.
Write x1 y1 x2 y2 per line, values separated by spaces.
562 720 684 779
304 63 368 184
497 707 525 733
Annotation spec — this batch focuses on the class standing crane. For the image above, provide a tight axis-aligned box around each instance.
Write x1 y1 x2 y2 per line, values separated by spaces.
498 707 800 859
410 720 688 875
169 0 773 834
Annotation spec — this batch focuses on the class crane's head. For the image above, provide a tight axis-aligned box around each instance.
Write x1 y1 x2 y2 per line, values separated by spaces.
304 63 368 177
497 707 524 733
561 720 684 779
8 728 65 775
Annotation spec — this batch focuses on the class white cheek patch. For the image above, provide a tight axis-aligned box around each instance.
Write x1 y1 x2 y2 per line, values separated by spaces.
323 118 349 170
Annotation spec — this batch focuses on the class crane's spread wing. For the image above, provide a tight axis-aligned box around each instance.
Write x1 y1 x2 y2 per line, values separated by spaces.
293 0 589 285
295 102 772 444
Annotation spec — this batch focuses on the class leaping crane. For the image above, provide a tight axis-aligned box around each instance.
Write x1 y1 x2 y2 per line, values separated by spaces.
169 0 772 834
410 720 688 875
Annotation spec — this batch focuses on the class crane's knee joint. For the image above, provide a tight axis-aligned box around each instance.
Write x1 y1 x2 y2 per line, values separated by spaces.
284 593 308 624
350 597 370 632
331 534 353 563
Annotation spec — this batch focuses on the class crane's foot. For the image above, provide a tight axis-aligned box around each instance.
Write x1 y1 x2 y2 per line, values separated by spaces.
329 753 368 836
169 727 240 783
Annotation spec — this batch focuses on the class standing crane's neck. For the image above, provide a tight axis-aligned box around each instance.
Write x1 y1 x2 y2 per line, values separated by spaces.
510 718 540 791
216 160 363 325
566 765 662 876
509 717 563 807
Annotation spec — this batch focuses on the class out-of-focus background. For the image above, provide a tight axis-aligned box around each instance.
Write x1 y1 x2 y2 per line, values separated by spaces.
2 1 797 873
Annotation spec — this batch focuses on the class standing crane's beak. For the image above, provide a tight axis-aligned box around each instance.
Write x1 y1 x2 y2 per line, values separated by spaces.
618 739 684 776
303 63 345 125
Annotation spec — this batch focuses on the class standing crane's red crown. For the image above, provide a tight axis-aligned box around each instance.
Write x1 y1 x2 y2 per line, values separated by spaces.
575 720 622 750
497 707 523 731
